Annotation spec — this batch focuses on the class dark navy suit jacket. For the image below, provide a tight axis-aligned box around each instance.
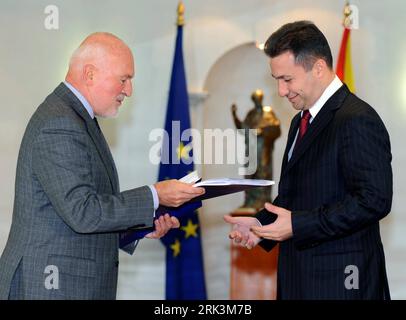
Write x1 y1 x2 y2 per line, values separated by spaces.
256 84 392 300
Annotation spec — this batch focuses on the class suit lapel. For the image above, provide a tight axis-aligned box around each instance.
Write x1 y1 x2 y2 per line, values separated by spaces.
54 83 119 193
281 84 350 177
281 114 300 174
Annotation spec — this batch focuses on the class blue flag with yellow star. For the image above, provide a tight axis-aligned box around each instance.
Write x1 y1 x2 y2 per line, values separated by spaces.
158 23 207 300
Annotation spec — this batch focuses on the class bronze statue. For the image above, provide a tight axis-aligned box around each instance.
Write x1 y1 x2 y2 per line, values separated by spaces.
231 89 281 210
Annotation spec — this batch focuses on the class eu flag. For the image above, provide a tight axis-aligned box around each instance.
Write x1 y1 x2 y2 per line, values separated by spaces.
158 21 207 299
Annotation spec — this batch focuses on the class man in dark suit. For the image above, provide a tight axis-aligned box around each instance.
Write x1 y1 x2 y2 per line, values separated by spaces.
0 32 204 299
224 21 392 299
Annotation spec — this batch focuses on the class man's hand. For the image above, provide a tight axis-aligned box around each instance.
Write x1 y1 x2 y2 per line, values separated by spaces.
250 202 293 241
223 215 262 249
154 180 205 207
145 213 180 239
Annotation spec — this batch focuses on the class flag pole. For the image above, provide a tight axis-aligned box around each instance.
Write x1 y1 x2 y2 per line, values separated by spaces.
343 1 352 29
336 1 356 93
177 1 185 26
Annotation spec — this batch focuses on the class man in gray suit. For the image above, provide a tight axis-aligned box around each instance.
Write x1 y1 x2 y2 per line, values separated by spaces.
0 32 204 299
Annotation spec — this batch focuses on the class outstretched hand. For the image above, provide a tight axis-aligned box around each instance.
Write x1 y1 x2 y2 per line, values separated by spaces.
223 215 262 249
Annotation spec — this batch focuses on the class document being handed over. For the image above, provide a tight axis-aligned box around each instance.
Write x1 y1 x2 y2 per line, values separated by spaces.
180 170 274 202
119 171 274 248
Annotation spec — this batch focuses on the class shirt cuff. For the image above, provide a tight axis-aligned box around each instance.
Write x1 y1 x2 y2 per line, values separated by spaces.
148 185 159 216
254 218 262 227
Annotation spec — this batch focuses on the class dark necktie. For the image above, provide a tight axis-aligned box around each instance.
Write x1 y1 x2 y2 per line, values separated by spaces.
295 110 311 148
93 116 118 187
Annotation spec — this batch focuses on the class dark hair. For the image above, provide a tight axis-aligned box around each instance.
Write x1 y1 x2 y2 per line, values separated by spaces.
264 21 333 71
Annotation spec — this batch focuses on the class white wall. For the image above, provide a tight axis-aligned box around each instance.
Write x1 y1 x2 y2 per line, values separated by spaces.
1 0 405 299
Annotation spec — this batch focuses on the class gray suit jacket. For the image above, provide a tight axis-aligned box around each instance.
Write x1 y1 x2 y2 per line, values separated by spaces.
0 83 154 299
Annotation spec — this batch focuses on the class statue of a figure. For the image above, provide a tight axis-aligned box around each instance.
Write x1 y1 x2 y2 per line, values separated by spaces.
231 89 281 210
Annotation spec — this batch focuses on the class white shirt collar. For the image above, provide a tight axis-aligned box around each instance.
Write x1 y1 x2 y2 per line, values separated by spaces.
305 75 343 120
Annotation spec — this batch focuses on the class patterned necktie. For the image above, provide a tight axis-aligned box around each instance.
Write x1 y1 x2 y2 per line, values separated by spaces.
295 110 311 147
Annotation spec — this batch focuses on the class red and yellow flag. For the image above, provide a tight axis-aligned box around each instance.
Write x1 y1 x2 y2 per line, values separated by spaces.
336 27 355 93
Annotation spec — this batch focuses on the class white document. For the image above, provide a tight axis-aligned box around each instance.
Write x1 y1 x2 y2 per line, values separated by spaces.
179 170 200 184
194 178 274 187
180 170 274 187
